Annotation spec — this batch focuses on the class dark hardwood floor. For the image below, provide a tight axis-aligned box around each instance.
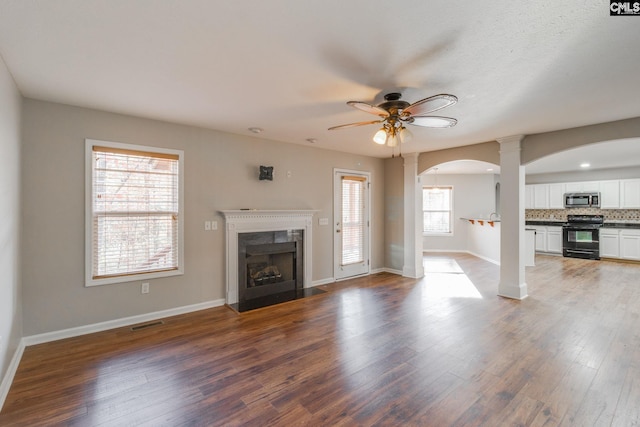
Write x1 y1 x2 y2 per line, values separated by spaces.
2 253 640 426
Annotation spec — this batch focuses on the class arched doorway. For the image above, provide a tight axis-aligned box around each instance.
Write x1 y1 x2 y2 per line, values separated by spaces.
420 160 500 263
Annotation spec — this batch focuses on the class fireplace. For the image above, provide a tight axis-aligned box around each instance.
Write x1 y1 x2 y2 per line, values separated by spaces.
220 210 319 311
238 230 303 301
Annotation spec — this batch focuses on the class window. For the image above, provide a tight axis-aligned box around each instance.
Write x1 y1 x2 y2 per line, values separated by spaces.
423 186 453 234
85 139 184 286
341 175 366 265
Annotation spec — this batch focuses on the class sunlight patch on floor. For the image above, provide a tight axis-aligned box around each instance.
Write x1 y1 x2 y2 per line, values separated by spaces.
423 257 464 274
422 272 483 299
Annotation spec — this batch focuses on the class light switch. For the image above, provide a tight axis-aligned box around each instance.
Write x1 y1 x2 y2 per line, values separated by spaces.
205 221 211 231
212 221 218 230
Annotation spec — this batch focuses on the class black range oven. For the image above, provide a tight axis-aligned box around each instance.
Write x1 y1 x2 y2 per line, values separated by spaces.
562 215 604 260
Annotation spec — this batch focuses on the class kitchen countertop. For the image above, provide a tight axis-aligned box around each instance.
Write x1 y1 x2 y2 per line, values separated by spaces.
602 221 640 229
525 220 565 227
525 219 640 229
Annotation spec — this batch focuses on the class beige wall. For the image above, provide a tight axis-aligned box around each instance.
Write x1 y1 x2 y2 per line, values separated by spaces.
0 55 22 381
384 157 404 271
421 174 497 252
21 99 385 335
418 141 500 175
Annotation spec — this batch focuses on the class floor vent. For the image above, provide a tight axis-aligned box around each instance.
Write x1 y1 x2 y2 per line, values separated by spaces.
130 320 164 331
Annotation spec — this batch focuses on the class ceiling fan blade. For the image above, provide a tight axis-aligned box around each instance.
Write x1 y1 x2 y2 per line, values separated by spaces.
407 116 458 128
402 94 457 116
347 101 390 117
328 120 383 130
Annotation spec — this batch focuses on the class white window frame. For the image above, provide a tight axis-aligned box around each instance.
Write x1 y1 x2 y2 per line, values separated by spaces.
85 138 184 286
423 185 454 236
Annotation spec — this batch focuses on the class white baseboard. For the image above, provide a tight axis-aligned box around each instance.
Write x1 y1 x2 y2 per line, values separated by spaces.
311 277 335 286
376 268 405 276
466 251 500 265
422 249 467 254
23 299 225 347
312 269 403 285
0 340 25 412
1 299 225 411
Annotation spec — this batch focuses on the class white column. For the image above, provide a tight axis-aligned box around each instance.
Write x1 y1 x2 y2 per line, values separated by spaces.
497 136 527 299
403 153 424 278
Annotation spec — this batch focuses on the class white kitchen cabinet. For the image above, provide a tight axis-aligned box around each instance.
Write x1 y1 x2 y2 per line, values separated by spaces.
524 184 551 209
525 185 534 209
546 227 563 254
533 226 547 252
581 181 601 192
533 184 549 209
548 183 565 209
564 182 581 193
527 178 637 210
565 181 600 193
600 180 620 209
530 225 563 254
620 179 640 209
600 229 620 258
525 229 536 266
620 229 640 261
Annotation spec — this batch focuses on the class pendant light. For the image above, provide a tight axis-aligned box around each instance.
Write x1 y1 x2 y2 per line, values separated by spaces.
432 167 442 192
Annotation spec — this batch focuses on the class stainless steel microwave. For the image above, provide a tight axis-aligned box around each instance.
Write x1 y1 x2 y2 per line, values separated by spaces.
564 192 600 208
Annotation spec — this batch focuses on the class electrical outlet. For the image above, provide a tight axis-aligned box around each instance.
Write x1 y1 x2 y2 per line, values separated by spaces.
141 282 149 294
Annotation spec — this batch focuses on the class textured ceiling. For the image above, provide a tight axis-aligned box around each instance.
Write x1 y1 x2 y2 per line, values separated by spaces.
1 0 639 160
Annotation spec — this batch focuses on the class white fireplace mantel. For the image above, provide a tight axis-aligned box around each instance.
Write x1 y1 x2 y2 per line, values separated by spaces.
220 210 316 304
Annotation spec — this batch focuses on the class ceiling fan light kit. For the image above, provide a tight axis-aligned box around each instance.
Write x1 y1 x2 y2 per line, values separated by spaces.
399 126 413 144
329 92 458 148
373 128 387 145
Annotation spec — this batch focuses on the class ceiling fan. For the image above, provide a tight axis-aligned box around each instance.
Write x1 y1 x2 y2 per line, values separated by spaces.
328 92 458 147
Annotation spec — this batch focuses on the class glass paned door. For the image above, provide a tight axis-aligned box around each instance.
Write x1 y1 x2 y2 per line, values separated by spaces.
334 171 370 280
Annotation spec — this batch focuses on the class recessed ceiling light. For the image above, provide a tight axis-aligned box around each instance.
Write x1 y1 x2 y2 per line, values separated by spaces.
306 138 317 143
248 127 263 134
580 162 591 168
486 168 494 172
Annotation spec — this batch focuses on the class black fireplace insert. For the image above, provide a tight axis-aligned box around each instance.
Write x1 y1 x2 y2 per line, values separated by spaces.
233 229 322 312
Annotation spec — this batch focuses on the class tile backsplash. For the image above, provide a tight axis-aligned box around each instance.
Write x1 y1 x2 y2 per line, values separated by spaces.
526 208 640 222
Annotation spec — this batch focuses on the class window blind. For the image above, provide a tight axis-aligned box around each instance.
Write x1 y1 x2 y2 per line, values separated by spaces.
91 146 180 279
341 176 365 265
423 186 452 233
